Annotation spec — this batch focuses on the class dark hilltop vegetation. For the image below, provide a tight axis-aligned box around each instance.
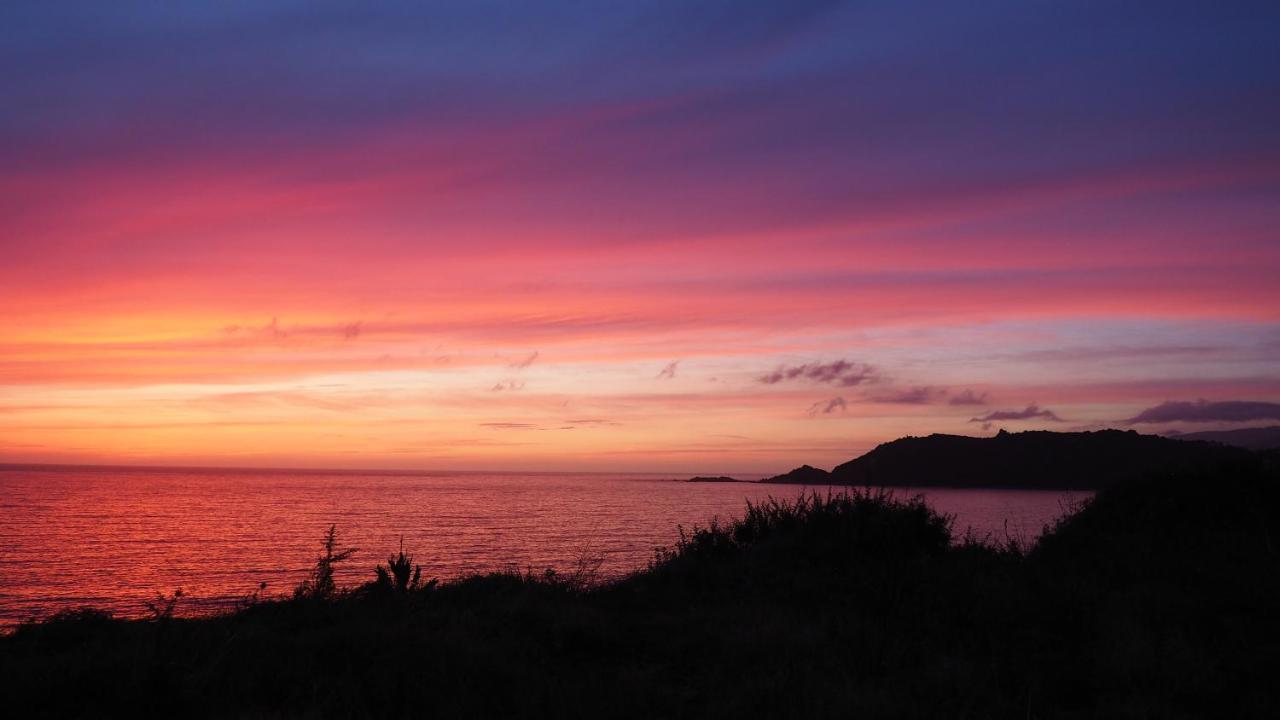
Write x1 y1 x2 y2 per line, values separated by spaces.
766 429 1251 489
2 449 1278 718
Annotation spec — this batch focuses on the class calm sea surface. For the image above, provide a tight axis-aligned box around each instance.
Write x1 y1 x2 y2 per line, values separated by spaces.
0 466 1088 626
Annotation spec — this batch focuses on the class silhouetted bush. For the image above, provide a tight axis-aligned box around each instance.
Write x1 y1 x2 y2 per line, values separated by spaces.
371 536 437 595
293 524 357 600
144 589 183 621
236 581 269 610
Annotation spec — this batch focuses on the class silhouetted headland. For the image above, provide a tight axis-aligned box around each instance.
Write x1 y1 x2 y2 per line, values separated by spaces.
762 463 831 484
685 475 745 483
765 428 1249 489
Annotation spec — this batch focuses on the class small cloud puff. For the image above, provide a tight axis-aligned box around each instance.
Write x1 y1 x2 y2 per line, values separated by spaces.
760 360 877 387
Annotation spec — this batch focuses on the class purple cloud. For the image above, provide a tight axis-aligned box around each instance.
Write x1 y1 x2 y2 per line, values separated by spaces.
807 396 847 415
657 361 679 379
760 360 877 387
1125 399 1280 424
970 403 1063 423
870 386 944 405
948 389 988 406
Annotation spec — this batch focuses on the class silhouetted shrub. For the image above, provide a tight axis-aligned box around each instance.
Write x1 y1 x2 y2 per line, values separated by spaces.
144 589 183 621
372 537 437 593
293 525 357 600
236 581 269 610
32 606 114 627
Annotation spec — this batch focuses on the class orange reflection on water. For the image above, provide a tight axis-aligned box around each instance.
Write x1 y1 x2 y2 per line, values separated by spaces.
0 466 1085 626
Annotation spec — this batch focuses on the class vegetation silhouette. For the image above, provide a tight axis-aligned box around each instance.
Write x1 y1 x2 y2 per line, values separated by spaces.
1 456 1277 717
373 537 436 594
293 524 357 600
143 589 183 622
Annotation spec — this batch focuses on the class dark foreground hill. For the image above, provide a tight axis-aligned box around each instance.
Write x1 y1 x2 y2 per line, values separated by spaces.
2 457 1278 718
767 429 1248 489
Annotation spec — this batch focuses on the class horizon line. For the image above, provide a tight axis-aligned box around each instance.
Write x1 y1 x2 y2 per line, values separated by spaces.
0 460 764 478
0 427 1223 479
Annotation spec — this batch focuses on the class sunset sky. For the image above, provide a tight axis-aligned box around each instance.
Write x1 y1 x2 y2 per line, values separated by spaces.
2 1 1278 472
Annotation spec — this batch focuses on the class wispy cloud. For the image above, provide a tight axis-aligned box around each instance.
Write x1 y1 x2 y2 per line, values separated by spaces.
490 380 526 392
657 360 679 379
970 403 1063 423
807 396 847 415
189 390 359 412
948 389 988 406
509 351 539 369
1125 399 1280 424
478 422 539 430
1011 345 1225 363
223 316 289 340
869 386 944 405
760 360 877 387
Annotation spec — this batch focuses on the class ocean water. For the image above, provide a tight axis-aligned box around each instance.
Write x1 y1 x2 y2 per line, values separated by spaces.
0 466 1088 626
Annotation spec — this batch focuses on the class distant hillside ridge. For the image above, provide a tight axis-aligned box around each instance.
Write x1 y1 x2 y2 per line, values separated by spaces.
769 429 1250 490
762 464 831 484
1169 426 1280 451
